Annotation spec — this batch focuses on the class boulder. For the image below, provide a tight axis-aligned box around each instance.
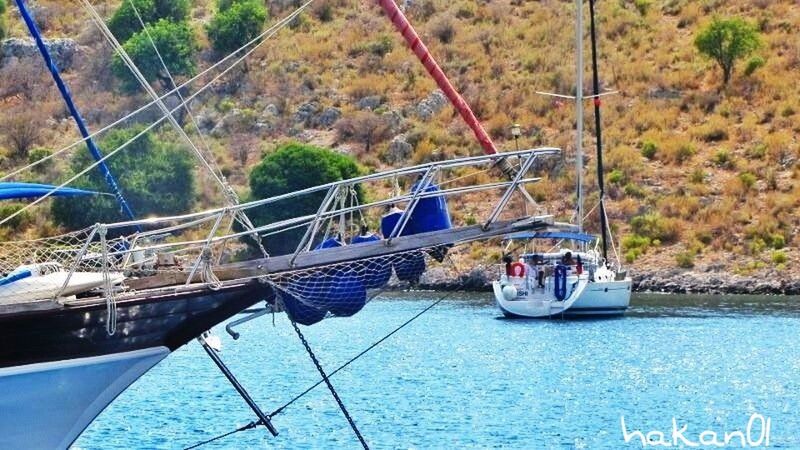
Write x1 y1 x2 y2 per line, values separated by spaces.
0 38 79 71
385 134 413 164
313 107 341 128
416 89 447 120
357 95 383 111
293 101 320 125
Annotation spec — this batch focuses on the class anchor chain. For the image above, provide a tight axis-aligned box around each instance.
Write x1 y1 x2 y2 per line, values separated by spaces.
289 318 370 450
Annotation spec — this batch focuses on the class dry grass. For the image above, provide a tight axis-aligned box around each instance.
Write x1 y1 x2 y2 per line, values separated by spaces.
0 0 797 273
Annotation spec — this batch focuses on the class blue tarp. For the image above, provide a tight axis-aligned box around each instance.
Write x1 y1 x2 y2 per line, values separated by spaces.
0 182 101 200
504 231 597 243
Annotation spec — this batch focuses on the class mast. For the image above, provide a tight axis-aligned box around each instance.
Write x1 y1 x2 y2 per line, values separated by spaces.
575 0 584 233
588 0 608 262
376 0 497 155
14 0 137 223
376 0 541 207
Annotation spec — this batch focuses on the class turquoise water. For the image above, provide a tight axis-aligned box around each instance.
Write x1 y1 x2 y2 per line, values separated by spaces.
75 293 800 449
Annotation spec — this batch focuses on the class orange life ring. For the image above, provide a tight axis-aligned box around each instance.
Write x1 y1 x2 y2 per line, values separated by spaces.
509 262 526 277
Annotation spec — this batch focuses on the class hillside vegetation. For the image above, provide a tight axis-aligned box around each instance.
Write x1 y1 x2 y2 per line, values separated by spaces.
0 0 798 277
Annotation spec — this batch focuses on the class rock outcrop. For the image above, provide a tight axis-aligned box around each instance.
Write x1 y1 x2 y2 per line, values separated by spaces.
0 38 79 71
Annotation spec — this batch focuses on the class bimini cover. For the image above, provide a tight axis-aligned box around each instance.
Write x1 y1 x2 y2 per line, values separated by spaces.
0 182 101 201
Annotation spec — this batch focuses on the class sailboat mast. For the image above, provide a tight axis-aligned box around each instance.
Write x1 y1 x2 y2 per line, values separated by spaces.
575 0 584 233
13 0 137 223
588 0 609 262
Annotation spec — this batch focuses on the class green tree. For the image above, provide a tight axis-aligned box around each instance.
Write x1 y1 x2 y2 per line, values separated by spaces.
694 17 760 87
108 0 190 42
111 19 198 93
206 0 268 55
51 126 195 230
248 143 363 256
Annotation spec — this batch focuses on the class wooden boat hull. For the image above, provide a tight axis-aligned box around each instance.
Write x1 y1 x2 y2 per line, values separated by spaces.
0 281 269 449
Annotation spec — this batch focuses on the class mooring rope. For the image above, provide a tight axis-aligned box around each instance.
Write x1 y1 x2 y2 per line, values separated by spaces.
270 290 451 417
184 256 470 449
183 421 259 450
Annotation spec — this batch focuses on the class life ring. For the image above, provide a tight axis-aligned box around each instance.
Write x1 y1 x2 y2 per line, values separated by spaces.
509 262 526 277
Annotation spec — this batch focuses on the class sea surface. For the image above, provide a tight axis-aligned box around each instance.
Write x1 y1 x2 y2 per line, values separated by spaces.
74 293 800 449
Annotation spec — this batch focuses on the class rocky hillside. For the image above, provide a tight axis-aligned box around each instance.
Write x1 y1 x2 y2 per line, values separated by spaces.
0 0 798 287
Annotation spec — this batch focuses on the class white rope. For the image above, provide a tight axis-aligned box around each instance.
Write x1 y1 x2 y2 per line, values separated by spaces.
1 0 316 182
82 0 229 191
127 0 220 179
99 225 117 335
602 200 621 268
85 0 271 257
0 0 314 228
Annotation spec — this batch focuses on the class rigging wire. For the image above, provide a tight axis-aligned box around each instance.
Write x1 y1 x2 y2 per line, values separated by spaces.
127 0 225 184
81 0 231 196
110 0 269 256
1 0 315 183
0 0 315 228
183 255 469 449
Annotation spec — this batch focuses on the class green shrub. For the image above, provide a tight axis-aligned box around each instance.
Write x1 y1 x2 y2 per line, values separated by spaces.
367 35 394 57
744 55 765 76
0 0 6 41
676 251 695 268
108 0 190 42
712 149 735 168
738 172 757 190
28 147 53 173
0 203 32 229
675 143 696 163
623 234 651 263
631 213 680 243
207 0 268 55
641 140 658 159
112 20 198 93
608 169 625 185
624 182 646 198
51 126 195 230
771 250 787 265
248 143 364 256
769 233 785 249
634 0 652 15
689 168 706 183
747 143 766 159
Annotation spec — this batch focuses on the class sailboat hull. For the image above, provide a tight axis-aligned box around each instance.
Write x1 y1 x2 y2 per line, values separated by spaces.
0 347 168 450
563 279 631 317
0 281 268 449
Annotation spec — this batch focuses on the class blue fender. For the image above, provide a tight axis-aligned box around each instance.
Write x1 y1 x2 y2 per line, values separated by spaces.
554 265 568 301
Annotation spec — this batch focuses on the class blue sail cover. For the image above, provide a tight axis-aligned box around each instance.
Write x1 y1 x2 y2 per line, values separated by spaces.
0 183 101 201
504 231 597 243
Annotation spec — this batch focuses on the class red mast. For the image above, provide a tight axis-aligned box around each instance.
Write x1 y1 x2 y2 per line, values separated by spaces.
376 0 499 156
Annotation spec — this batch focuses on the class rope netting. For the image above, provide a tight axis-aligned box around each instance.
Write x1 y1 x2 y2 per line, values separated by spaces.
267 247 445 326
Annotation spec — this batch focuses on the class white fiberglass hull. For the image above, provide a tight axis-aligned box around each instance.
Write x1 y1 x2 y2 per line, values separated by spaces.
566 279 632 316
0 347 168 449
494 277 631 319
493 277 589 318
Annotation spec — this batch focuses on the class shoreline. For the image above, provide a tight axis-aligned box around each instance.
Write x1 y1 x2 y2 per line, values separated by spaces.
407 267 800 296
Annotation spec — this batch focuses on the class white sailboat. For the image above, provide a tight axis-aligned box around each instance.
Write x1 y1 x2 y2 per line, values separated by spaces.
494 0 632 318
